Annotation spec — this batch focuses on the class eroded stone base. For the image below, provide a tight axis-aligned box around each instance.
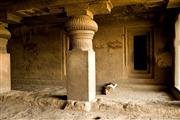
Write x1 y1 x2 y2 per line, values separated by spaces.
64 100 93 112
0 53 11 93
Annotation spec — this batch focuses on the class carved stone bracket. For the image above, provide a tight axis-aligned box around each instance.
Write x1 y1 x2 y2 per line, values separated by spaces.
88 0 113 15
167 0 180 8
65 0 113 18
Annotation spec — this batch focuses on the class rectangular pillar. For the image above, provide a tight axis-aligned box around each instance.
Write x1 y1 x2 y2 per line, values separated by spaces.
67 50 95 101
175 13 180 90
0 53 11 93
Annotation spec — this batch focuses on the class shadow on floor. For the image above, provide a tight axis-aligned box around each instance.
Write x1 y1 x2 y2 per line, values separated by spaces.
50 95 67 100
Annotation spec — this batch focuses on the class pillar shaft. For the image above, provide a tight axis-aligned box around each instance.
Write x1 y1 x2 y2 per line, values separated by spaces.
174 13 180 88
0 23 11 93
66 15 98 101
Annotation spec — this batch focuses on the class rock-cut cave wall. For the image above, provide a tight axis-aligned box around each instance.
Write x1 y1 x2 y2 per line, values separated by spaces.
8 17 174 90
8 25 67 89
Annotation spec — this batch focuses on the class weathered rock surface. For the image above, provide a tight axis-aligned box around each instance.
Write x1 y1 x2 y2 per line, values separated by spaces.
0 86 179 120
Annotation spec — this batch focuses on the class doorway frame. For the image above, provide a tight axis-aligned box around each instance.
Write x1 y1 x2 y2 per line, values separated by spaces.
126 25 154 79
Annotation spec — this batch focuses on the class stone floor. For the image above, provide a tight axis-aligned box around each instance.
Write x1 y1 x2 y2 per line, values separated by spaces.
97 84 173 103
0 84 180 120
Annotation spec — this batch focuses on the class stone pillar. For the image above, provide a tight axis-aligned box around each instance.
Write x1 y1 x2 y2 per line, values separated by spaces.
0 23 11 93
65 15 98 101
175 13 180 89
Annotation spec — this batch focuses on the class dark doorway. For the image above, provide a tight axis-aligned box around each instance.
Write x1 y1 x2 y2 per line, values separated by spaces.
133 35 148 70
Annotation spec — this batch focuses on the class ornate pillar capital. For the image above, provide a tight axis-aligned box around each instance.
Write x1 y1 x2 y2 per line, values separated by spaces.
0 22 11 53
65 15 98 32
65 15 98 51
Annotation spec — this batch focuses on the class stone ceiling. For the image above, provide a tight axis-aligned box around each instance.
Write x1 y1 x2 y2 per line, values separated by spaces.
0 0 179 25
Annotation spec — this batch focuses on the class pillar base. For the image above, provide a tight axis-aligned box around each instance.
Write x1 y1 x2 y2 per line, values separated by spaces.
0 53 11 93
64 100 92 112
67 49 96 102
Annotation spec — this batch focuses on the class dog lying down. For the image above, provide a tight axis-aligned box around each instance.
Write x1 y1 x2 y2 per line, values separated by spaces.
102 82 118 95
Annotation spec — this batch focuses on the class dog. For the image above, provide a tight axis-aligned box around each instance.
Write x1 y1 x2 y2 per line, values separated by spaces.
102 82 117 95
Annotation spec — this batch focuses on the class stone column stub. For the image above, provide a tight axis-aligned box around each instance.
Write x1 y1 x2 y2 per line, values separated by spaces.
0 21 11 94
174 13 180 89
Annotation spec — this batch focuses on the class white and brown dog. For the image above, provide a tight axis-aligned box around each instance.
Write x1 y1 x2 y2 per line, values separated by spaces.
102 82 117 95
